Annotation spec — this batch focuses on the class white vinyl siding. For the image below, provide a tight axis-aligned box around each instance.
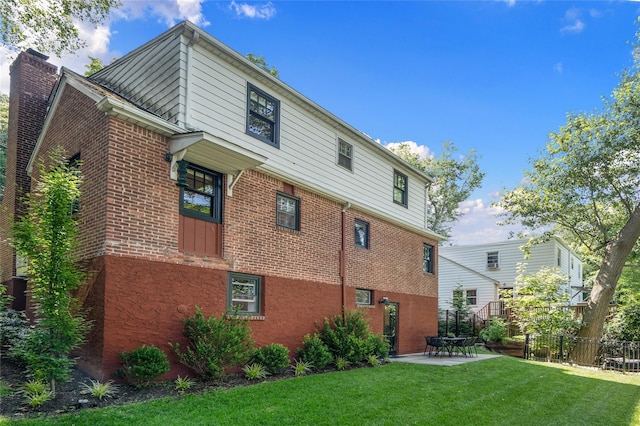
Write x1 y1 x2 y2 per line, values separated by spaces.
186 44 429 230
438 256 496 312
439 238 585 312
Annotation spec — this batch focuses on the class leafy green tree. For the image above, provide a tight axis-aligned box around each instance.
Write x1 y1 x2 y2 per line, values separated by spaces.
1 0 120 55
11 148 90 393
245 53 279 78
498 27 640 361
606 294 640 341
614 264 640 303
502 265 580 336
0 93 8 198
389 141 484 239
84 56 105 76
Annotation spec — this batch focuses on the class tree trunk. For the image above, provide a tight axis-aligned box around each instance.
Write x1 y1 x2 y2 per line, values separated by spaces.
574 204 640 365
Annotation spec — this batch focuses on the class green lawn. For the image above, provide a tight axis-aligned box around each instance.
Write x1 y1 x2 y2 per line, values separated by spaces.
3 356 640 426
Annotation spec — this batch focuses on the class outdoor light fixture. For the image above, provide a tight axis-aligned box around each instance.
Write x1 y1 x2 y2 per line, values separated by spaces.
176 160 189 188
378 296 390 306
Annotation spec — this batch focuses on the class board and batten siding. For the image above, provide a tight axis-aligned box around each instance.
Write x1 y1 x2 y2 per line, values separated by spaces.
438 238 585 312
186 43 429 229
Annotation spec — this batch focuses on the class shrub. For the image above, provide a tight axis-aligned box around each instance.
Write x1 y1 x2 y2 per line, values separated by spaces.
25 389 52 408
366 354 380 367
21 380 52 408
296 333 333 370
251 343 290 374
334 356 350 371
480 317 507 342
0 309 34 363
119 345 170 388
366 334 390 359
243 363 269 381
174 376 194 394
81 380 118 399
22 379 47 395
169 306 254 381
0 380 14 397
606 301 640 341
318 309 379 363
292 360 312 377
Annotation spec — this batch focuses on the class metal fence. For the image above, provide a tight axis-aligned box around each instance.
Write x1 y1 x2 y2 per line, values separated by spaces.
524 334 640 373
438 310 479 337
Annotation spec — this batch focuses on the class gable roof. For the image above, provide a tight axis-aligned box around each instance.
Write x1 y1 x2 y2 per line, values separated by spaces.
439 254 499 285
88 20 434 185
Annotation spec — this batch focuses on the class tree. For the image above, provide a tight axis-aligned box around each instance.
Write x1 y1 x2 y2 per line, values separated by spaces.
389 141 484 239
606 293 640 341
84 56 105 76
0 93 7 198
11 148 90 393
502 265 580 336
498 26 640 362
0 0 120 55
245 53 279 78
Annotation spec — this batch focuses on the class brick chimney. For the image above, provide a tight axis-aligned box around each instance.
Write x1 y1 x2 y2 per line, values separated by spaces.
0 49 58 291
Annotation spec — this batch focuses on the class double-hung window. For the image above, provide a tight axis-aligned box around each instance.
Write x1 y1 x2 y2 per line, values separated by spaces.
466 289 477 306
276 192 300 230
354 219 369 249
393 170 408 207
228 273 262 315
487 251 499 269
68 153 81 215
338 139 353 171
247 83 280 148
423 243 434 273
180 164 222 223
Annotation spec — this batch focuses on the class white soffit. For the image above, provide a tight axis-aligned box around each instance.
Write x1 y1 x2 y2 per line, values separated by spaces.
170 132 267 175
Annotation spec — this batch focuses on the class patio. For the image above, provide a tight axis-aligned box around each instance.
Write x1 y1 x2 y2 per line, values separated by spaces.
390 352 501 366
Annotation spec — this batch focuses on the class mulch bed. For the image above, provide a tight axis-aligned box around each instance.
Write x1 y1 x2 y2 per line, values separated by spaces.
0 356 301 420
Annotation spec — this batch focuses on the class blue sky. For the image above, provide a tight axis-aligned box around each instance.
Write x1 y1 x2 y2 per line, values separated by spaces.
2 1 639 244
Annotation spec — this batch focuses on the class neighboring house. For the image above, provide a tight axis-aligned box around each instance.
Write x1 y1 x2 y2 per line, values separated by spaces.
0 22 442 380
438 238 585 315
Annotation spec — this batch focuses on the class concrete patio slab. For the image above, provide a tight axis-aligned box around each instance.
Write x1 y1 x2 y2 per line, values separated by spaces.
390 352 502 366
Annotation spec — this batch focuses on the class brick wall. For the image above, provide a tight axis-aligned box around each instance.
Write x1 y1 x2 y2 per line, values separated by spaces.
344 208 438 298
30 84 110 261
102 118 180 261
224 170 342 284
0 51 57 282
88 255 345 380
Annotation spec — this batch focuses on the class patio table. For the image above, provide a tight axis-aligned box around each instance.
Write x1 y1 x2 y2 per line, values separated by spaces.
441 337 467 357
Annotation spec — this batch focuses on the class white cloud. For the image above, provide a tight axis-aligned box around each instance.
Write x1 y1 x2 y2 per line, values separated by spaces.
115 0 209 27
0 46 14 94
561 8 585 34
229 1 276 20
385 140 433 160
0 1 210 94
446 195 525 246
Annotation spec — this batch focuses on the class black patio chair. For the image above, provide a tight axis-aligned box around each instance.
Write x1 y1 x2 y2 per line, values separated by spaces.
451 336 468 357
424 336 446 357
465 336 478 357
